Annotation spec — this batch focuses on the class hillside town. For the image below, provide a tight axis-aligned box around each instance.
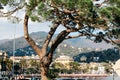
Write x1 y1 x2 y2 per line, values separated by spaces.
0 49 120 80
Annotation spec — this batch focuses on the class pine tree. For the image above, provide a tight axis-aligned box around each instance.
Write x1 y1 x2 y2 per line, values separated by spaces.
0 0 120 79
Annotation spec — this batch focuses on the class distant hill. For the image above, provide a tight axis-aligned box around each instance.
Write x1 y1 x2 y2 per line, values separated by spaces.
0 31 47 56
0 31 115 57
64 38 114 50
0 31 47 50
74 47 120 63
0 39 10 44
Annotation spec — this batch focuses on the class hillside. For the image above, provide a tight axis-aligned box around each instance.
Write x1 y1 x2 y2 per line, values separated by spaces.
74 47 120 63
0 31 115 57
0 31 80 56
64 38 114 49
0 31 47 55
0 39 10 44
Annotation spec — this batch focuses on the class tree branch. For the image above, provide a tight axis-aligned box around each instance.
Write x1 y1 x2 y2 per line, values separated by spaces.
42 21 60 54
65 34 83 39
107 35 120 44
47 30 69 57
24 13 42 57
0 5 24 17
65 29 111 43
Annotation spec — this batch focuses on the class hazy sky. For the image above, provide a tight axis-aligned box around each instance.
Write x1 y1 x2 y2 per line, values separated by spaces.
0 17 66 40
0 17 51 40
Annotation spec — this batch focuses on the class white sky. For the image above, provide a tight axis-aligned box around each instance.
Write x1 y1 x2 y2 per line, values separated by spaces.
0 17 51 40
0 17 66 40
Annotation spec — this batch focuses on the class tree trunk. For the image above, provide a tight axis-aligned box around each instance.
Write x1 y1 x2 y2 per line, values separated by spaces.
40 66 49 80
40 55 52 80
24 14 54 80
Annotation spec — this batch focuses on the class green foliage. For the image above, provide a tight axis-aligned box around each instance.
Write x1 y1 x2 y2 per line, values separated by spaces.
27 1 50 21
1 0 120 27
113 7 120 17
37 2 48 19
30 15 40 22
53 62 64 69
0 0 9 5
65 0 79 9
74 48 120 63
99 6 120 20
0 0 22 7
2 0 119 30
110 0 120 6
25 0 94 22
112 29 120 35
37 2 45 13
69 62 80 72
48 68 59 78
29 0 36 7
52 0 93 10
25 68 37 74
94 66 98 70
77 0 93 9
99 7 112 19
19 59 27 68
6 59 13 71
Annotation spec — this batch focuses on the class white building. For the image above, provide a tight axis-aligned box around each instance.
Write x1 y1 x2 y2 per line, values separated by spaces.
113 59 120 76
55 55 74 64
10 54 40 63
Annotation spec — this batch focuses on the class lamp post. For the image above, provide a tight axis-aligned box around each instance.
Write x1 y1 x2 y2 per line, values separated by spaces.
109 67 115 80
12 36 15 78
111 68 115 80
12 20 17 78
109 61 115 80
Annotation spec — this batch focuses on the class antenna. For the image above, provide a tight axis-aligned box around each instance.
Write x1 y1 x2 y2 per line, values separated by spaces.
12 11 19 78
12 23 16 78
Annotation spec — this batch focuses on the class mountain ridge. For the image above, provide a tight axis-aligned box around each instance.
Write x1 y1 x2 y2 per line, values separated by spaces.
0 31 114 56
64 38 114 50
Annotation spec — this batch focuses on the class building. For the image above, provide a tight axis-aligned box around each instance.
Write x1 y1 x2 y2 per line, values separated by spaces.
89 62 105 74
10 54 40 63
113 59 120 76
55 55 74 65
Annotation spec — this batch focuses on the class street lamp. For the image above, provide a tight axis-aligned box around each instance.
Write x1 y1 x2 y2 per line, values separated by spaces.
109 61 115 80
12 18 18 78
110 68 115 80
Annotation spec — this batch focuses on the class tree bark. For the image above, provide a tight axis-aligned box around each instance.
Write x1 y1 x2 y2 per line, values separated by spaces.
40 55 52 80
40 66 49 80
